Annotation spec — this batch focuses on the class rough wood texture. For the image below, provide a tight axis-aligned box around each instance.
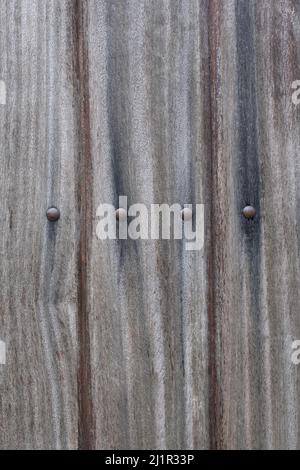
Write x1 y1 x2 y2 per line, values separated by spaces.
0 0 79 449
85 0 210 450
0 0 300 450
208 0 300 449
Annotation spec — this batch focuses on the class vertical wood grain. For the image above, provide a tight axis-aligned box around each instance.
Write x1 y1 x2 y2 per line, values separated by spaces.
83 0 211 449
74 0 95 450
1 0 300 450
208 0 300 449
0 0 80 449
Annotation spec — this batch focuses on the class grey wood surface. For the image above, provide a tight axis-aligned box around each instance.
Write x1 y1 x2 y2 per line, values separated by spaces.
85 0 210 450
0 0 300 450
208 0 300 449
0 0 79 449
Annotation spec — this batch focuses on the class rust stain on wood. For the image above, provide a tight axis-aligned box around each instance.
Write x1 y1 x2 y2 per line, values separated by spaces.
74 0 95 450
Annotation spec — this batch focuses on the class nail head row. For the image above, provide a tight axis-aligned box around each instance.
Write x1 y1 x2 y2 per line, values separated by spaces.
46 206 256 222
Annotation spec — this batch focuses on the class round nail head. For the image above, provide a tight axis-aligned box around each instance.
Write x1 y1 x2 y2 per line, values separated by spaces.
46 207 60 222
242 205 256 219
181 208 193 221
116 208 127 221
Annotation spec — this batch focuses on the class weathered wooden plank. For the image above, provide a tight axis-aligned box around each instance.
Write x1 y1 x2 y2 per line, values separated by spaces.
0 0 80 449
1 0 300 451
83 0 211 449
208 0 300 449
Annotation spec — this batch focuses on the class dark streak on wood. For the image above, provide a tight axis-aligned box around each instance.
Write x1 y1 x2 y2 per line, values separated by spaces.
106 0 130 204
236 10 261 245
236 0 261 238
235 0 263 440
74 0 95 450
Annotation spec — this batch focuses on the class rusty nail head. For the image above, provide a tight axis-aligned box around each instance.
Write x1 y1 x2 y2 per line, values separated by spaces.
181 208 193 221
116 208 127 221
46 207 60 222
242 205 256 219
